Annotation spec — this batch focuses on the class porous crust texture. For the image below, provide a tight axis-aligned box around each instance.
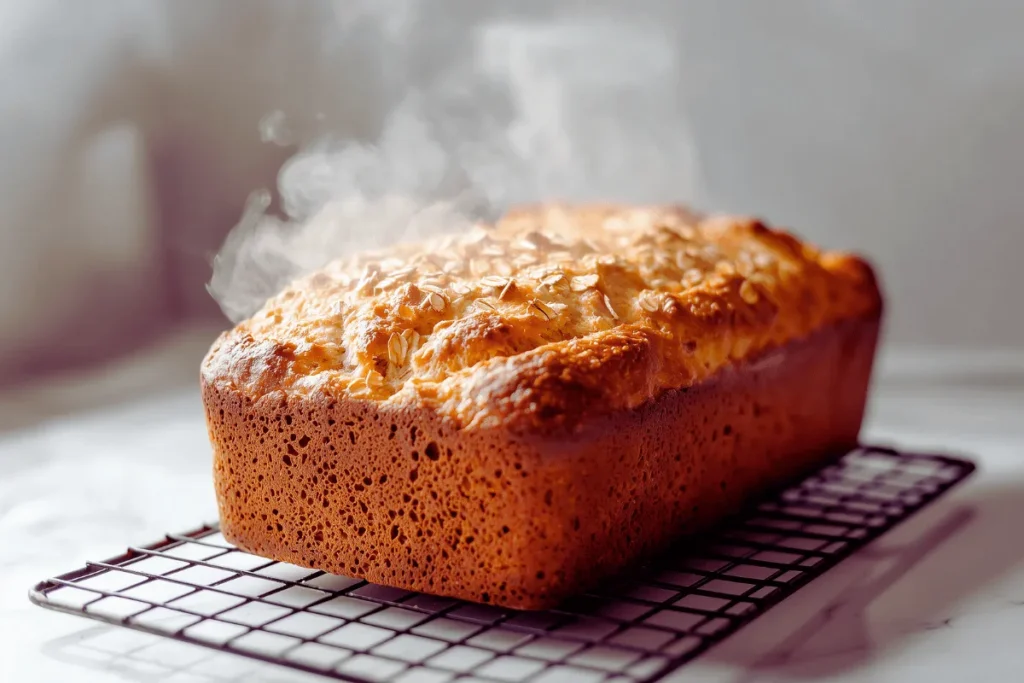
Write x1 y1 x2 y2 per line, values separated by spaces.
202 203 883 609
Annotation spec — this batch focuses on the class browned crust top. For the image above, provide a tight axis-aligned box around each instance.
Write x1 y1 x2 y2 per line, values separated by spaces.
203 204 882 433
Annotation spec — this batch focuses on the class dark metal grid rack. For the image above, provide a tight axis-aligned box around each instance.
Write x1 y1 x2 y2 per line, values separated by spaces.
31 446 973 683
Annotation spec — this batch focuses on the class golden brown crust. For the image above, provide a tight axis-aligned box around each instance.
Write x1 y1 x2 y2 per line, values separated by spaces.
203 204 881 434
201 203 884 608
205 317 879 609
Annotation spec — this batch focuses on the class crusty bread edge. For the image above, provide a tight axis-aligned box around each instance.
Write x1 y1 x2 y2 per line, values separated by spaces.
202 308 879 609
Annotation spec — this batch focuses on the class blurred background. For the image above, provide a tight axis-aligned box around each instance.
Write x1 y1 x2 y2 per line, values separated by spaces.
2 0 1023 392
4 6 1024 680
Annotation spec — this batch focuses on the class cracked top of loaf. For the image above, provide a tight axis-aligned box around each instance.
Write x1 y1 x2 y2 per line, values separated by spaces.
203 204 882 432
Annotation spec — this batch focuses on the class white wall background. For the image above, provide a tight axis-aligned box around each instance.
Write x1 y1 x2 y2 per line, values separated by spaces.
1 0 1022 383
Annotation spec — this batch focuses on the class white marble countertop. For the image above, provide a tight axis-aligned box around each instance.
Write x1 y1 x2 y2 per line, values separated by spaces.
3 330 1023 683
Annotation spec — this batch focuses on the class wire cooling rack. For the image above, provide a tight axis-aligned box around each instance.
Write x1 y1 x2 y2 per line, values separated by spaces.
30 445 973 683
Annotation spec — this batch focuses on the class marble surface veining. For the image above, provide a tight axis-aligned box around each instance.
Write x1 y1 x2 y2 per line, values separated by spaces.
2 332 1023 683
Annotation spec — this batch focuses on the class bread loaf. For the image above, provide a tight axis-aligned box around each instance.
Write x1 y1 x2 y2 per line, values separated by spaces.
202 204 882 609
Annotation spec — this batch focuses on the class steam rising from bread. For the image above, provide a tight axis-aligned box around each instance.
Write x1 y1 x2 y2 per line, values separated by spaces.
208 12 702 324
